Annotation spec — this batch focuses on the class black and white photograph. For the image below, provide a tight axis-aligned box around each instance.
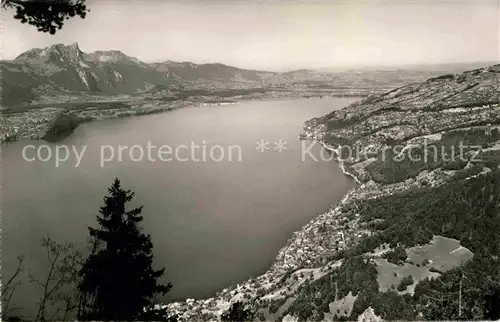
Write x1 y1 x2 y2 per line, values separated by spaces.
1 0 499 321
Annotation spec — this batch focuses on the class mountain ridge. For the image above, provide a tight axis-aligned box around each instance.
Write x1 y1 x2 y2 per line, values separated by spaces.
3 42 496 108
1 42 274 106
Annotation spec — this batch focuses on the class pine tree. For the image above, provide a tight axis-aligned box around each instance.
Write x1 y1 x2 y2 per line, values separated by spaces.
77 178 171 321
1 0 89 34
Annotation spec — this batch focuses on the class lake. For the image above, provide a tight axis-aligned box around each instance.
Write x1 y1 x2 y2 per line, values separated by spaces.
2 97 358 318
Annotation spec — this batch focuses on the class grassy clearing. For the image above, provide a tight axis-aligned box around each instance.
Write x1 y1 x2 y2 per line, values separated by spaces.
374 236 473 296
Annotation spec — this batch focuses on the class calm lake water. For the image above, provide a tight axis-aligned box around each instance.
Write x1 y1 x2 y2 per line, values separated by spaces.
2 97 357 317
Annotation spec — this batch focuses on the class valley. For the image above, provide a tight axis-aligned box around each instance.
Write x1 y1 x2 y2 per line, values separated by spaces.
1 42 492 143
3 0 499 320
164 64 500 321
2 42 499 322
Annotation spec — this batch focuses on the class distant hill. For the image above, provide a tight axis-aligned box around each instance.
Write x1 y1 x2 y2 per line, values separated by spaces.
318 61 498 73
149 61 276 83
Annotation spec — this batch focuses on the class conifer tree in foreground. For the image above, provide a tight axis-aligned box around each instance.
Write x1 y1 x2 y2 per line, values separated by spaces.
77 178 171 321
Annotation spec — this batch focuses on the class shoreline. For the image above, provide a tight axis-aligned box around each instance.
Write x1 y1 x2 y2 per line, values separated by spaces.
275 139 362 269
166 136 371 319
273 138 371 264
319 141 362 185
5 96 368 319
1 94 367 143
161 101 371 320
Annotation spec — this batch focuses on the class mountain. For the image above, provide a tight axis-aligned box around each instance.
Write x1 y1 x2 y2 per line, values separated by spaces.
2 42 175 104
14 43 101 92
1 42 276 107
165 64 500 321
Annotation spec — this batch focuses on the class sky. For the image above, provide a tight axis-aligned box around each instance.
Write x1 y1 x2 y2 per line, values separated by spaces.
1 0 499 71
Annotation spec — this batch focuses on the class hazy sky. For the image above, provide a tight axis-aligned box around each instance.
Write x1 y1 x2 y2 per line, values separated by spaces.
2 0 499 70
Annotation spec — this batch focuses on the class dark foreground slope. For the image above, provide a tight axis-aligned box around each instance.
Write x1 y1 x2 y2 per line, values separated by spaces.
166 64 500 321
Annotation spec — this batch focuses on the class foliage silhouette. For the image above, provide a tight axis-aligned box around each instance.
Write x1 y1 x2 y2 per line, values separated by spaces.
221 301 254 321
1 0 89 34
77 178 172 321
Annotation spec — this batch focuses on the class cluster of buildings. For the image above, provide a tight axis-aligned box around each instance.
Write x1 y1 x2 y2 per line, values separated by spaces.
0 99 194 143
0 108 58 141
164 65 500 321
